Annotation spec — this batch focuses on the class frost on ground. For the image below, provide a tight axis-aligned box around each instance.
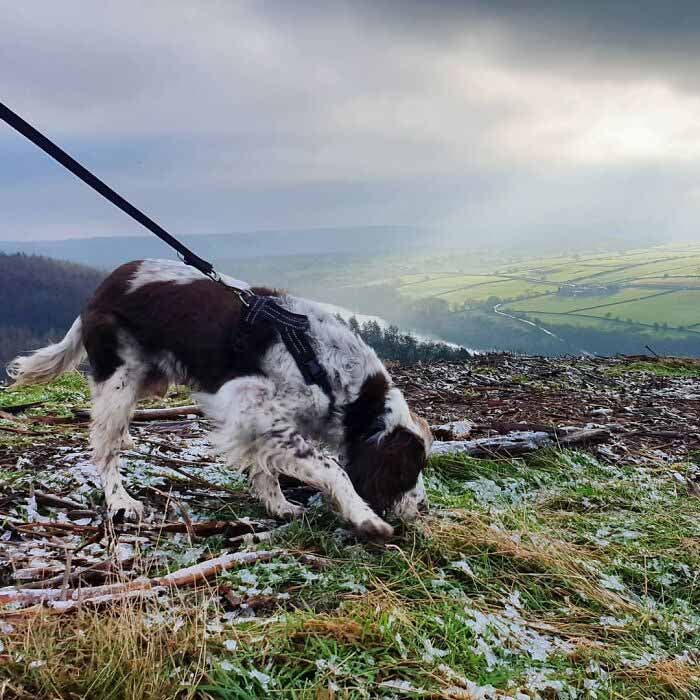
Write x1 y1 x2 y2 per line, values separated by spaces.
0 357 700 698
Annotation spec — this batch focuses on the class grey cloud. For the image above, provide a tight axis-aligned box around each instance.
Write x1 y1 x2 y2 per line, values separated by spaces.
1 0 699 245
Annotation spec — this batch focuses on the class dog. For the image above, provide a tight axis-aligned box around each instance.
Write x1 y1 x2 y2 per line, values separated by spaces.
7 260 432 537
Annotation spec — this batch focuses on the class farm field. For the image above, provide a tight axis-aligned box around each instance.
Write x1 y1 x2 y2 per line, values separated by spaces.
579 290 700 328
387 243 700 334
505 287 662 314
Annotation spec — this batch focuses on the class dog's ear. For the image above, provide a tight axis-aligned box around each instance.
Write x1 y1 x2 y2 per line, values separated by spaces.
346 426 427 516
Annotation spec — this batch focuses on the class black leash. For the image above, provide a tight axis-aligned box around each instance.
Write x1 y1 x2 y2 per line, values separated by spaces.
0 101 216 280
0 101 335 402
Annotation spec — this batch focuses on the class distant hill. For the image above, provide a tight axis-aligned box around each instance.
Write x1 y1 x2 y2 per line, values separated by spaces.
0 253 103 373
0 226 428 270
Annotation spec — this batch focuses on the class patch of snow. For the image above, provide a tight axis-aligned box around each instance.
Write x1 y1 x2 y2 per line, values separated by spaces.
421 637 449 663
598 574 626 592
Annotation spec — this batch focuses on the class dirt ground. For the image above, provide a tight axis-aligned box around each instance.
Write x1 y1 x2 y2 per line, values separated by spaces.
392 354 700 465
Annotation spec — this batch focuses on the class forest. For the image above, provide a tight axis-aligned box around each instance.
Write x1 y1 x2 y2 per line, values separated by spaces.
0 253 103 372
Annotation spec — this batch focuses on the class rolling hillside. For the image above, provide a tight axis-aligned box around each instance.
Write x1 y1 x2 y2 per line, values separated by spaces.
391 243 700 335
0 226 428 270
0 253 103 372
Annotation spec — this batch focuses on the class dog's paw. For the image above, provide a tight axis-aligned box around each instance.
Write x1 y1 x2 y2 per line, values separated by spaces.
121 433 136 451
269 502 306 521
107 494 145 522
356 516 394 540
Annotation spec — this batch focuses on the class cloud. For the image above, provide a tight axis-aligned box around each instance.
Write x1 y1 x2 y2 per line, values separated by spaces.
1 0 699 243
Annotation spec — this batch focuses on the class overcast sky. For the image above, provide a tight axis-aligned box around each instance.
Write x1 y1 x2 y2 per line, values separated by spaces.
2 1 700 246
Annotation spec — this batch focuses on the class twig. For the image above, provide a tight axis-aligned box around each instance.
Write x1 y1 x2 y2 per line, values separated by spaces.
0 549 283 614
148 460 242 496
34 491 85 510
73 405 202 422
19 557 133 590
60 549 72 601
147 486 196 544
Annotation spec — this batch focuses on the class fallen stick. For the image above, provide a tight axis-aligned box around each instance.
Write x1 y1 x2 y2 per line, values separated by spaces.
74 405 202 421
19 557 135 590
34 490 85 510
22 588 166 616
13 566 65 582
0 400 48 415
430 428 610 458
0 549 281 612
149 461 242 496
15 521 98 536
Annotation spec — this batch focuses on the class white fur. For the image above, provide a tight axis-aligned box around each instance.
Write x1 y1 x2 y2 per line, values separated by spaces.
382 388 415 434
263 295 388 406
6 317 85 387
197 376 391 536
127 259 250 293
393 473 428 521
88 362 144 518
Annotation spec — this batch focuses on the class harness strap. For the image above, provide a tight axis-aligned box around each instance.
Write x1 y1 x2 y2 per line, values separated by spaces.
243 296 335 403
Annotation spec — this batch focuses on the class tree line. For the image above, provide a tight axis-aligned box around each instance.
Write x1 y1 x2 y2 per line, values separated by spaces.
0 253 103 374
341 315 471 363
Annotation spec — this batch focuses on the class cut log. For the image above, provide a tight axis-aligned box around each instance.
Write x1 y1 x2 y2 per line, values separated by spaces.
430 428 610 458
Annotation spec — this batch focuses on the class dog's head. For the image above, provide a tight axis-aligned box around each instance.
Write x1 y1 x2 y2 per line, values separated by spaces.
344 376 432 518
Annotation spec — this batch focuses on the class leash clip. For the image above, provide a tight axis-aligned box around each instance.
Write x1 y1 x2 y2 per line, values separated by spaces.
234 287 255 307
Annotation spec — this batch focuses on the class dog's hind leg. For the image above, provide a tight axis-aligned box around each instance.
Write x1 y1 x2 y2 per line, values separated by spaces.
120 427 136 451
89 366 143 519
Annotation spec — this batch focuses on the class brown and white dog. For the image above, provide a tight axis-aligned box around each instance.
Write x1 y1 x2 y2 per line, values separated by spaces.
7 259 432 538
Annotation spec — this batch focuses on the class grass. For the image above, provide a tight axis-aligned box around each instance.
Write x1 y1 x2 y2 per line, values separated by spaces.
0 371 90 416
2 444 700 698
605 358 700 378
2 595 212 700
0 372 193 416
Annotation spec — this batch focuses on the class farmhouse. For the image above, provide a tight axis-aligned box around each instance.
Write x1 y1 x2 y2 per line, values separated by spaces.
557 283 620 298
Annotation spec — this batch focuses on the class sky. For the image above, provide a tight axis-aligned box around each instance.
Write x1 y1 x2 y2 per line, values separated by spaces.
2 1 700 246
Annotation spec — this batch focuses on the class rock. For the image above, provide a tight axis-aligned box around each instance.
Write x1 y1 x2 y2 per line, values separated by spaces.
430 420 473 441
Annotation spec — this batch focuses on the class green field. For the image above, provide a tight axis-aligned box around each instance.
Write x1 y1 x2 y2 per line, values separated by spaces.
385 243 700 334
578 290 700 328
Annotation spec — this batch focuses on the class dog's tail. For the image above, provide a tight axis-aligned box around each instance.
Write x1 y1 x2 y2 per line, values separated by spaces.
6 317 86 387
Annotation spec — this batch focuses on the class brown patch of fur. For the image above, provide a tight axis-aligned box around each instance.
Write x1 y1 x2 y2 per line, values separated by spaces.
346 426 427 516
81 261 281 392
343 374 427 515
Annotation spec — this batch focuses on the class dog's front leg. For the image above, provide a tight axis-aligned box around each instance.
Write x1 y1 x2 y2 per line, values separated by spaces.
258 429 393 539
249 467 305 520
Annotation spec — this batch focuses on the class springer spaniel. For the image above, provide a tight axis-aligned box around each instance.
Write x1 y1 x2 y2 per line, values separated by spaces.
8 260 432 538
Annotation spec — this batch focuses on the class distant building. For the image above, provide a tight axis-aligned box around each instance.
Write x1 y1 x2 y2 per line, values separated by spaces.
557 284 620 298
